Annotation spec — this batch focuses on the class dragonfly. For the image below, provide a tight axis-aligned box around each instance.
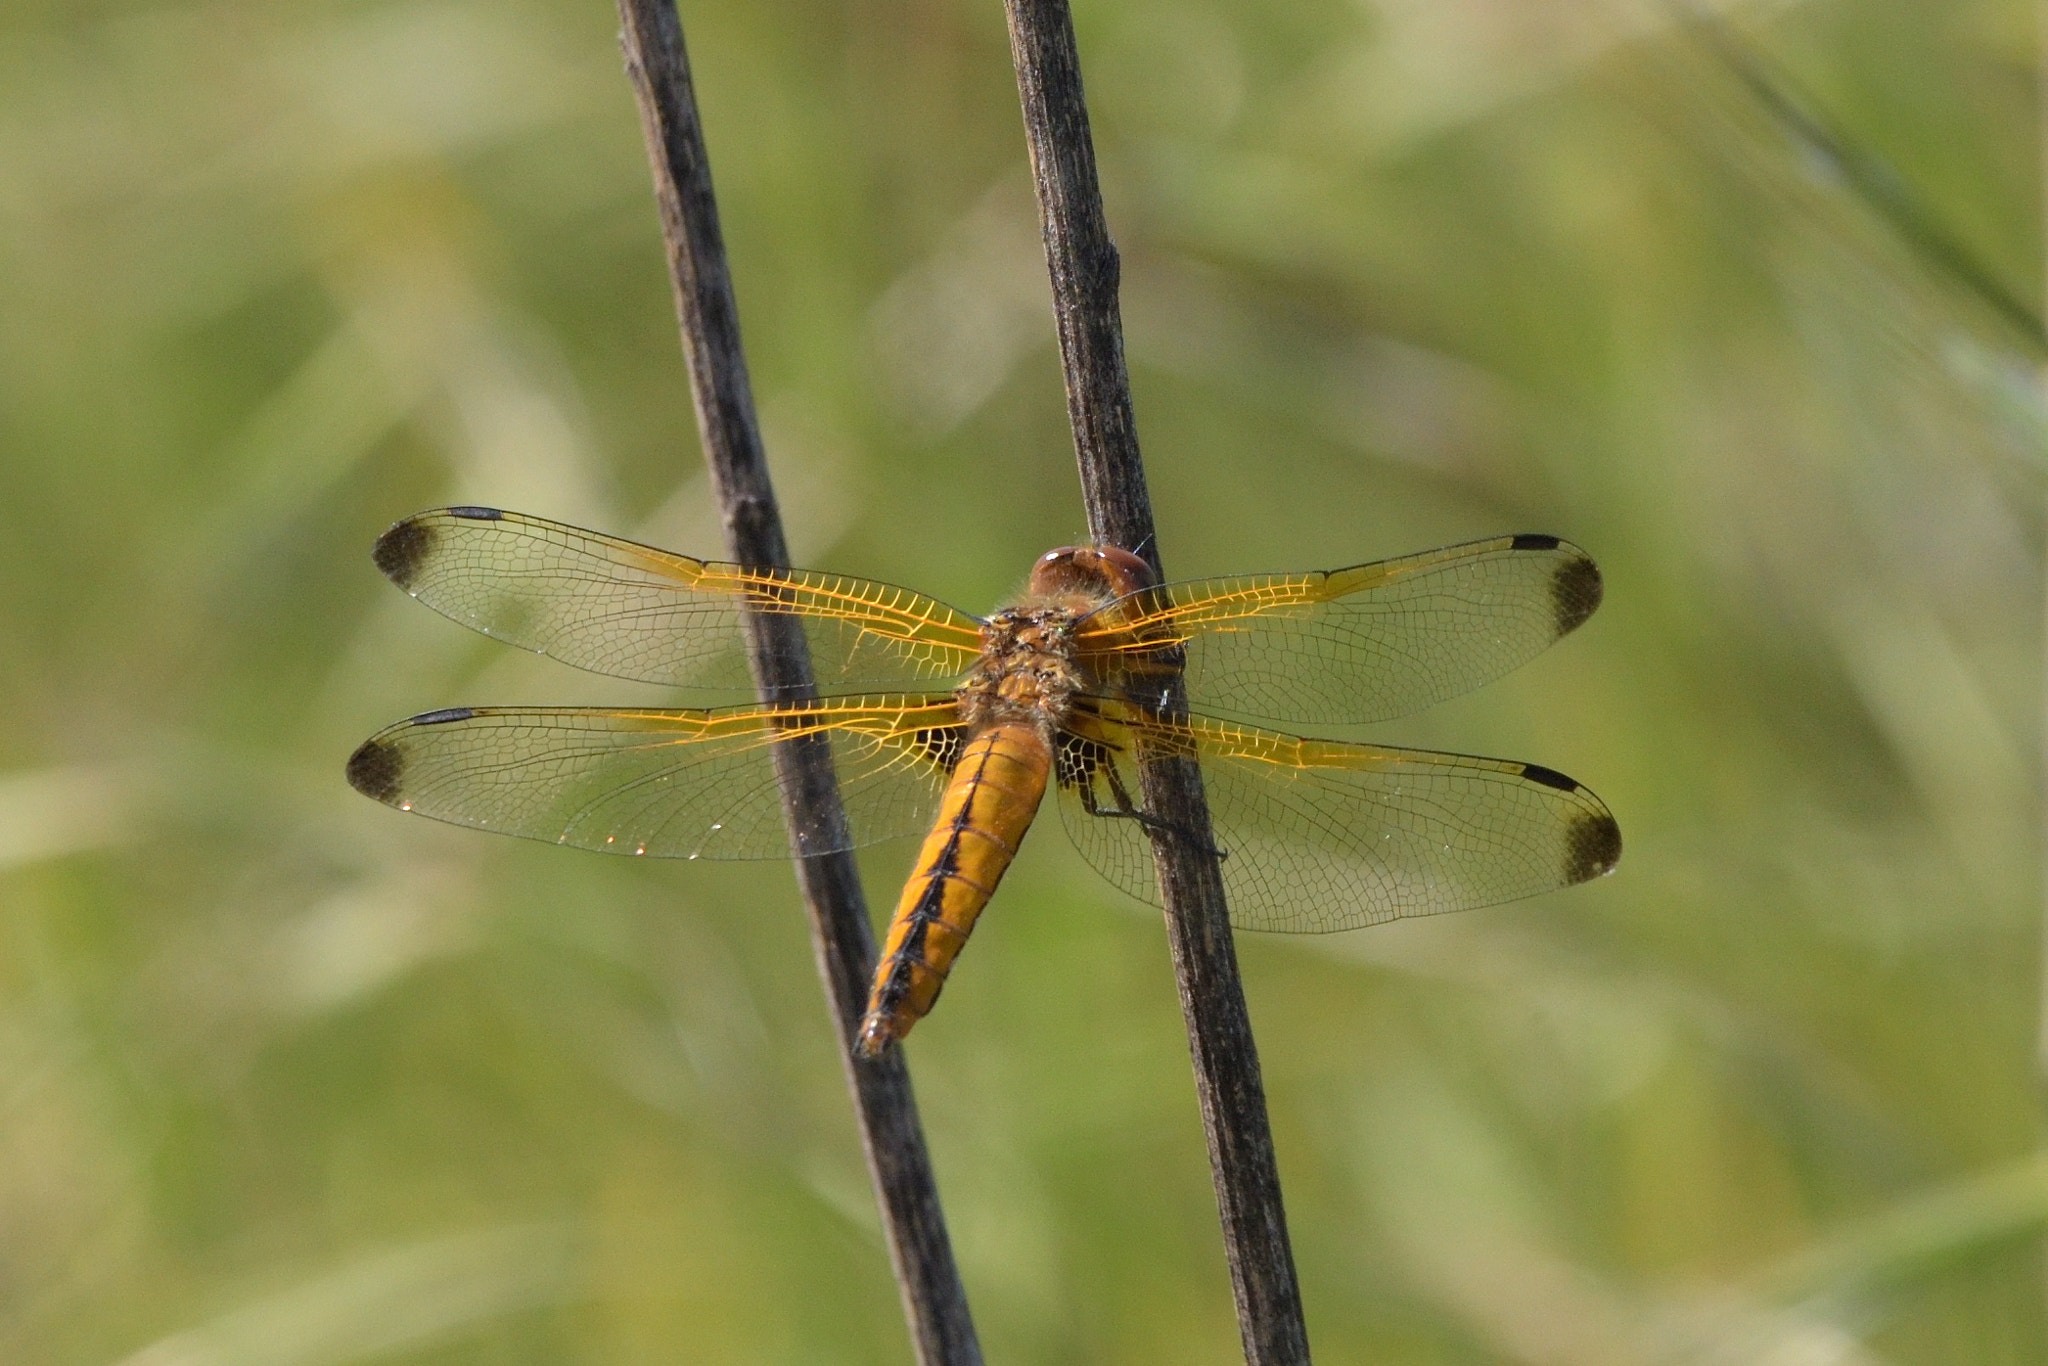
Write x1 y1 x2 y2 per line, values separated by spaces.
347 507 1620 1055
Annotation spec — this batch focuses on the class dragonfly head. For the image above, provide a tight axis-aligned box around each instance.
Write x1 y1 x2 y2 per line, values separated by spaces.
1028 545 1155 605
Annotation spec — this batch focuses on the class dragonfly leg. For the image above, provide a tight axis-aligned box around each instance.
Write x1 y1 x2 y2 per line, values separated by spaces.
1082 762 1228 862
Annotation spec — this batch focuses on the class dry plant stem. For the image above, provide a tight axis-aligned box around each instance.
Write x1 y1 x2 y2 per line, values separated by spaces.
1000 0 1311 1362
615 4 982 1363
2037 0 2048 1309
2036 0 2048 1166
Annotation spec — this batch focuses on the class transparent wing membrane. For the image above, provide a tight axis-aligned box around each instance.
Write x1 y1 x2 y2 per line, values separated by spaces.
353 511 1620 937
1076 534 1602 726
347 696 964 860
1056 706 1619 931
372 507 986 694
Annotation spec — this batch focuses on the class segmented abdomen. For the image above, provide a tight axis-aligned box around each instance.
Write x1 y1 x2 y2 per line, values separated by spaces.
856 721 1051 1056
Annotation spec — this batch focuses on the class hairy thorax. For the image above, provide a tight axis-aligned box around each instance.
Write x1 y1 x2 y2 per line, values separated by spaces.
951 544 1158 736
954 606 1088 733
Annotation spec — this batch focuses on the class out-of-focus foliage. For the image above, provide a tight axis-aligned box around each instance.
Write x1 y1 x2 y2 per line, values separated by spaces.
1 0 2042 1360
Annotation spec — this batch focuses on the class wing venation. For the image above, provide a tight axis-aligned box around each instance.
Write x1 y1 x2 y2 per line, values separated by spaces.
1055 706 1619 931
1073 534 1602 725
346 695 964 859
373 508 986 693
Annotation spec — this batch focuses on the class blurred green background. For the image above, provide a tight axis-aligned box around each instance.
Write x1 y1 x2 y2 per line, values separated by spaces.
3 0 2044 1361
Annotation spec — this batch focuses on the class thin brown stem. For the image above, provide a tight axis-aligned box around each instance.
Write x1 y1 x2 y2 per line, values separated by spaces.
2035 0 2048 1325
999 1 1311 1362
614 4 981 1362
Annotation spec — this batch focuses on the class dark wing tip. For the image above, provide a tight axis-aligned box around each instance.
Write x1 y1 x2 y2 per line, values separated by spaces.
371 515 437 589
1519 762 1621 883
346 735 407 804
1550 552 1603 636
1519 762 1578 792
1563 811 1622 884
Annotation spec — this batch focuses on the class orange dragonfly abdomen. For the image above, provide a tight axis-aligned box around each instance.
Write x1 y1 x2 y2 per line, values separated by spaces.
857 720 1052 1056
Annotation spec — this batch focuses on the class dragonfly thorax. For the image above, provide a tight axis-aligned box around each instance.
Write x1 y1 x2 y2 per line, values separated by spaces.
957 606 1087 733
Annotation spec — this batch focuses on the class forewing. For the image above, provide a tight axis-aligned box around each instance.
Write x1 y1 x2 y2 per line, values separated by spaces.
373 507 986 694
347 696 964 860
1073 535 1601 725
1055 706 1619 931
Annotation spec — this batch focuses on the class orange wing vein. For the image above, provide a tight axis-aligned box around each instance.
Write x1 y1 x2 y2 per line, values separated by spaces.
371 507 987 695
1074 534 1601 726
1055 703 1619 931
346 695 966 860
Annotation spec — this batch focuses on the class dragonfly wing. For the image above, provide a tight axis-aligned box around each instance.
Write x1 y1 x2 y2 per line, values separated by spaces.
373 507 987 694
1074 535 1601 725
1055 707 1619 931
347 696 965 860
